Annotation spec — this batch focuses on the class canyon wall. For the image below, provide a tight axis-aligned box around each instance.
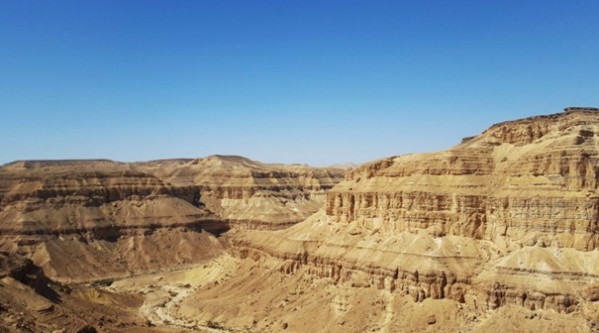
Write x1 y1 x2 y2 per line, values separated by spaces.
138 155 346 229
222 109 599 329
3 109 598 332
326 110 599 249
0 156 346 283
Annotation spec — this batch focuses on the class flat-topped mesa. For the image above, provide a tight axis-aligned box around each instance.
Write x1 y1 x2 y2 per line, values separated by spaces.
564 106 599 113
325 108 599 250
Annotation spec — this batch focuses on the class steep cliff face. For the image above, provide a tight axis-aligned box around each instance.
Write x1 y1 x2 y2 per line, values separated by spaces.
0 160 214 233
328 110 599 250
0 160 223 283
4 110 598 332
198 109 599 331
0 157 346 283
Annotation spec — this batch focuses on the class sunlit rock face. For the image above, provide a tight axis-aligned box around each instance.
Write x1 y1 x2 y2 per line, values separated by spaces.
327 109 599 250
138 155 347 229
0 157 347 282
221 109 599 332
3 109 599 332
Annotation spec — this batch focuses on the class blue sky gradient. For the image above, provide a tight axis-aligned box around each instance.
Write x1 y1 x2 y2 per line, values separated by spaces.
1 1 598 165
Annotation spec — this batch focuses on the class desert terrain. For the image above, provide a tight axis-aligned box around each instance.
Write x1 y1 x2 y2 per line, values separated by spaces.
1 108 599 332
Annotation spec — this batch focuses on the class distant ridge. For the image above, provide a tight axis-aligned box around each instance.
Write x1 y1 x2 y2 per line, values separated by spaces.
1 159 119 168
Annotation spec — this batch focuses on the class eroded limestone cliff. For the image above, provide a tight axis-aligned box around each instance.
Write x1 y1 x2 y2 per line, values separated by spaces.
3 109 599 333
193 108 599 332
0 157 346 283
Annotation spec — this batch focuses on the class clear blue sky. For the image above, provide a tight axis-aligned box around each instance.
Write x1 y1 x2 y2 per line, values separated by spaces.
1 1 598 166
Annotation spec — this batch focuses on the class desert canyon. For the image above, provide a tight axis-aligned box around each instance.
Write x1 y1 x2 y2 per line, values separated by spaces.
1 107 599 332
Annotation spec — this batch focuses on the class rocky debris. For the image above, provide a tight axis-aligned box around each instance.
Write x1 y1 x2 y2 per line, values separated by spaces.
75 325 97 333
426 315 436 325
563 106 599 113
0 252 153 332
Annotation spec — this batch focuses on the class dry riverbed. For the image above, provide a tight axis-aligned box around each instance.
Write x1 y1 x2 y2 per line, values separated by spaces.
101 255 241 333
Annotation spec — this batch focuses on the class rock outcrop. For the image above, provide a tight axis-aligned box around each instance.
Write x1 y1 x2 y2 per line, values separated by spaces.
3 108 599 332
137 155 346 229
326 109 599 250
189 108 599 332
0 156 347 283
0 251 159 332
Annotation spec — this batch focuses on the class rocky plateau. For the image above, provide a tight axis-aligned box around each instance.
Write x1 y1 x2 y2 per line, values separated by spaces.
1 108 599 332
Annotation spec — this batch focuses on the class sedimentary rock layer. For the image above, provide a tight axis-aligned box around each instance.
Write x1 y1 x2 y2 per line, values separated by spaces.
137 155 346 228
225 109 599 324
327 110 599 250
0 156 346 282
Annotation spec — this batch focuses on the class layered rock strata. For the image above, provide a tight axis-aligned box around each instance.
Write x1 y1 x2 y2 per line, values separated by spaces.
0 157 346 282
138 155 346 229
224 109 599 325
326 109 599 249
